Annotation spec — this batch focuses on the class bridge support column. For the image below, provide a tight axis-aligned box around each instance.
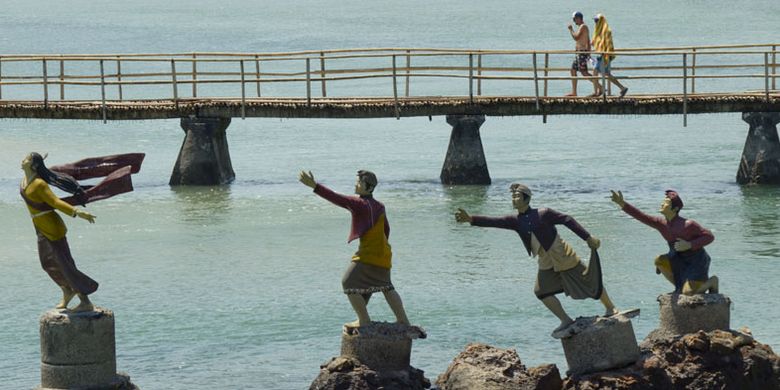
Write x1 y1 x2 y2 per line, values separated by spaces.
737 112 780 185
440 114 490 185
170 117 235 185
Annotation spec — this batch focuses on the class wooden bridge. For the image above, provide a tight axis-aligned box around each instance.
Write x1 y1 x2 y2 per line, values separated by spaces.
1 44 779 186
0 44 778 125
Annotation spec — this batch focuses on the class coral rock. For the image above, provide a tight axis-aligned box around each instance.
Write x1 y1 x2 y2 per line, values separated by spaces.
435 343 562 390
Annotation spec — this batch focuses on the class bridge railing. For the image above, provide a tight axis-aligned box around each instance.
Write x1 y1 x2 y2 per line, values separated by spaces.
0 43 776 122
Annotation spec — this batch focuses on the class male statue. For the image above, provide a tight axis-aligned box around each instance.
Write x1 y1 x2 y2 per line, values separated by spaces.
299 170 410 327
456 183 622 336
610 189 718 294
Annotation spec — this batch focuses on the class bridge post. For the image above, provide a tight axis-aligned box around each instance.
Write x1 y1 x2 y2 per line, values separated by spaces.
440 114 490 185
737 112 780 185
170 117 235 185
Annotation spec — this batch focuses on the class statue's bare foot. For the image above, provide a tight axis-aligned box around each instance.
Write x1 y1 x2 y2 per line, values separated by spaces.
344 320 363 328
395 320 411 326
71 302 94 312
71 302 95 313
604 307 620 317
551 319 575 338
55 289 76 309
71 294 94 312
706 275 719 294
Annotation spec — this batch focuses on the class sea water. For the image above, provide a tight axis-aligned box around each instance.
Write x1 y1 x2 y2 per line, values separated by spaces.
1 1 779 388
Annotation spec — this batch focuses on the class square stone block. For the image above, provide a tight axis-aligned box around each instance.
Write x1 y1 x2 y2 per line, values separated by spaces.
560 314 640 375
655 293 731 338
340 322 426 371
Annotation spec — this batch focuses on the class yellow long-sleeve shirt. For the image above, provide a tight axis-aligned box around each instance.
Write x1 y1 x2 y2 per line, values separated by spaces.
22 178 76 241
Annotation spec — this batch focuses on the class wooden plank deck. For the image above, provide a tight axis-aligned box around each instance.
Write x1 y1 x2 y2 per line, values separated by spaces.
0 94 776 120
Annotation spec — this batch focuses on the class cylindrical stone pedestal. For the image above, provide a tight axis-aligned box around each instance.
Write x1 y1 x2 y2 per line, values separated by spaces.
39 308 134 390
560 315 640 375
440 114 491 185
737 112 780 184
340 322 426 371
657 293 731 337
170 116 235 185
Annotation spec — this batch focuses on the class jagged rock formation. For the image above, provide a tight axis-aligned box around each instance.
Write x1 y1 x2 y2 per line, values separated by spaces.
309 356 429 390
435 328 779 390
435 343 562 390
310 322 429 390
564 328 780 389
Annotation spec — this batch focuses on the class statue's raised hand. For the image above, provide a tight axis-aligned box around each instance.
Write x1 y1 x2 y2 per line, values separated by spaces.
586 236 601 250
455 208 472 223
610 190 625 208
298 170 317 189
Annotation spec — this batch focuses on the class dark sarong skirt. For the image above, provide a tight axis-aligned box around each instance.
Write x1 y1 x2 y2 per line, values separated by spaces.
668 248 711 292
534 249 604 300
342 261 394 301
37 232 98 295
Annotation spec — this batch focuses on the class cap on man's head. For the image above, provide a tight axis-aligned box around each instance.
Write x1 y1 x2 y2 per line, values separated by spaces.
510 183 532 198
665 189 684 210
573 11 583 19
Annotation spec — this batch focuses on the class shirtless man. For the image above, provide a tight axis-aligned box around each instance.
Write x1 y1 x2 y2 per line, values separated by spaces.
566 11 601 97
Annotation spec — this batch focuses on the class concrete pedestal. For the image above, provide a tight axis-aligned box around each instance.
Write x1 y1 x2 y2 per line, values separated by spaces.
38 308 135 390
737 112 780 184
170 117 234 185
654 293 731 338
559 314 640 376
440 114 490 185
340 322 426 371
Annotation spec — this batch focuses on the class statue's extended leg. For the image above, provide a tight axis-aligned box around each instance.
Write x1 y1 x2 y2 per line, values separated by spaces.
346 294 371 327
383 290 410 325
541 296 574 331
654 255 675 285
55 286 76 309
599 289 619 316
71 293 94 312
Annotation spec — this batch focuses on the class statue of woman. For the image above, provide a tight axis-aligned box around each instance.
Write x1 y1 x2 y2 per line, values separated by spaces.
20 152 144 312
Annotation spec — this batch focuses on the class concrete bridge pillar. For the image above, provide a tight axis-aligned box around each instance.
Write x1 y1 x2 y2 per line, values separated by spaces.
440 114 490 185
170 117 235 185
737 112 780 185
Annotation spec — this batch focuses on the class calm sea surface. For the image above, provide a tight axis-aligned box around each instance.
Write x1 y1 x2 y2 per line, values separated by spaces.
1 1 779 389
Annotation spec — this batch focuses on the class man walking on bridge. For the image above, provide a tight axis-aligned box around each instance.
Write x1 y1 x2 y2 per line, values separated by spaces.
592 13 629 98
566 11 601 97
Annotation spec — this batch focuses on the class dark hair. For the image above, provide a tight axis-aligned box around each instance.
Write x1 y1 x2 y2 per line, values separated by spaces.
664 189 684 211
357 170 378 193
29 152 86 199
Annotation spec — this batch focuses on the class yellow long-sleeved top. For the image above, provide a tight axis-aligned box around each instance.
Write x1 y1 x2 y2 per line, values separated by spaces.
22 178 77 241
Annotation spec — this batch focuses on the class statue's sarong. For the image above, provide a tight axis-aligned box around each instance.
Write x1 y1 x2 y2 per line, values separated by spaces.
342 261 394 302
534 249 603 300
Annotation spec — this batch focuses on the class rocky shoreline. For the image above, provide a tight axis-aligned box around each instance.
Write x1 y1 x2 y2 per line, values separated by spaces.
311 327 780 390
